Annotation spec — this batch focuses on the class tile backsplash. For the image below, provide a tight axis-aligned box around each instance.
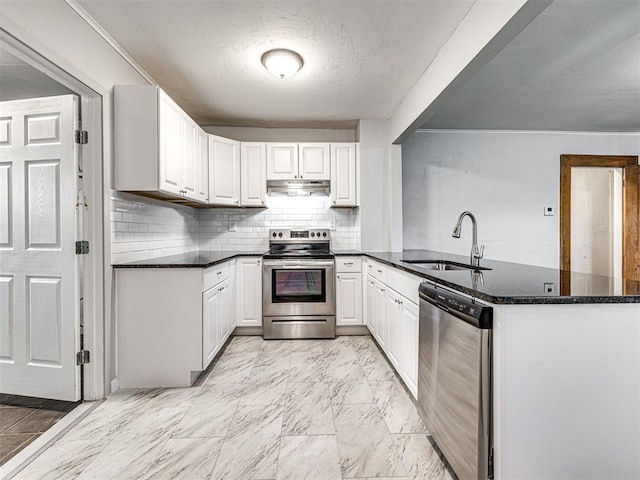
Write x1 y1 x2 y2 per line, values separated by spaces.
110 192 360 263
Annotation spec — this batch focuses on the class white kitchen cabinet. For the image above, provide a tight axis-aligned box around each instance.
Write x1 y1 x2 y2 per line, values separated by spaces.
299 143 330 180
197 128 209 203
400 298 419 398
267 142 299 180
236 257 263 327
217 278 232 346
202 284 220 368
373 278 387 350
240 142 267 207
366 276 376 336
330 142 358 207
114 85 207 203
336 272 363 326
209 135 240 206
385 288 403 369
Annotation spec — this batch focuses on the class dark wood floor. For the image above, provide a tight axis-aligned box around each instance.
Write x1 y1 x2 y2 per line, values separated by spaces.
0 394 79 466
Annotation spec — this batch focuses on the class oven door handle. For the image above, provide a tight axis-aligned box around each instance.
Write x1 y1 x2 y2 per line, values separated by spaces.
263 260 335 268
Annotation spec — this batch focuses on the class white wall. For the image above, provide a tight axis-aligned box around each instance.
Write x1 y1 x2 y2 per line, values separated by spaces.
402 130 640 268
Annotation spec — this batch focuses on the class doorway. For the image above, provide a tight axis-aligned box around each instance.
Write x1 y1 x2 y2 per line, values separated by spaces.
559 154 639 293
0 35 102 467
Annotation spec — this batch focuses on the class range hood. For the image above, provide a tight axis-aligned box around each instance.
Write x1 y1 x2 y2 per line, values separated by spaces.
267 180 330 197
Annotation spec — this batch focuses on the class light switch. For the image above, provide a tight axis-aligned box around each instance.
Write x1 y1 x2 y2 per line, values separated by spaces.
229 222 237 232
544 283 555 293
544 206 555 216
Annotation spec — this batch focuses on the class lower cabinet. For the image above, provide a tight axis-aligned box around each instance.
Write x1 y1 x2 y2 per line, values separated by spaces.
364 264 421 399
203 284 221 368
236 257 263 327
336 272 363 326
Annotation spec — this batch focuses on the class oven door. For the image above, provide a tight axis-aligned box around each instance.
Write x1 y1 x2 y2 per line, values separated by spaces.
263 259 335 317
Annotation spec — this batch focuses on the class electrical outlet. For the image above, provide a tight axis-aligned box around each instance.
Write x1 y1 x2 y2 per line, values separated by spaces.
229 222 237 232
544 206 555 216
544 282 555 293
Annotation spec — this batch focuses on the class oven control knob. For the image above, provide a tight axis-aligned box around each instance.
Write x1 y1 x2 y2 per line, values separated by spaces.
272 232 277 238
311 232 315 237
278 232 283 237
317 232 321 237
322 232 327 237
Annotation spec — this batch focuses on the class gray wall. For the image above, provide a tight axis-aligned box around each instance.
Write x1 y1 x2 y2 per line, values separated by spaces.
402 130 640 268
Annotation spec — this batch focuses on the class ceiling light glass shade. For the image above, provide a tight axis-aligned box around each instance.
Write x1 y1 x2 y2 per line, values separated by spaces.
261 49 304 79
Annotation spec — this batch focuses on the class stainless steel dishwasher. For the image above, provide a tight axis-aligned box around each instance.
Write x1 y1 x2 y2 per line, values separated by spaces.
417 282 493 480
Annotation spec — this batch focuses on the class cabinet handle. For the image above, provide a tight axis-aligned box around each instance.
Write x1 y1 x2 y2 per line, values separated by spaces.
300 175 303 179
217 271 222 275
344 262 353 267
337 275 340 279
377 269 382 273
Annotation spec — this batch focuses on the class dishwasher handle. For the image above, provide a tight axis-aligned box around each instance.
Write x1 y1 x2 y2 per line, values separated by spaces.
419 282 493 329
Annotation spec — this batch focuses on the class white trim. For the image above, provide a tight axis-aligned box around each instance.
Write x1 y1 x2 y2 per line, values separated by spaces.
63 0 157 86
0 401 101 480
414 129 640 136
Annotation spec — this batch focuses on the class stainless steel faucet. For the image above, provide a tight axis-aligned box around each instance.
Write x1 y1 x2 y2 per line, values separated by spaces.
452 211 484 267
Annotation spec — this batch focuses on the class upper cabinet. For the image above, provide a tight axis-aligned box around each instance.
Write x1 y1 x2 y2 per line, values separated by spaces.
209 135 240 206
266 142 331 181
330 143 358 207
299 143 330 180
196 129 209 203
240 142 267 207
267 143 299 180
114 85 208 204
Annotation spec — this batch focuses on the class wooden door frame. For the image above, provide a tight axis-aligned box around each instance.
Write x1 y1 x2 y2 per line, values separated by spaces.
560 154 638 281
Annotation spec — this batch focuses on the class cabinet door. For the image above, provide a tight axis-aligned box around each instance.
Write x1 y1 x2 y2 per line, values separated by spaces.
385 289 402 369
182 117 198 200
336 272 363 326
401 299 419 398
366 277 376 335
203 286 220 369
374 280 387 350
228 261 237 331
267 143 298 180
240 142 267 207
158 92 182 195
209 135 240 205
236 257 263 327
330 143 357 207
196 128 209 203
218 279 231 345
299 143 330 180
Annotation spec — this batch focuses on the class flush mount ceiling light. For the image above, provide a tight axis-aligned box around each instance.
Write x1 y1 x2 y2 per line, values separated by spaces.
261 49 304 79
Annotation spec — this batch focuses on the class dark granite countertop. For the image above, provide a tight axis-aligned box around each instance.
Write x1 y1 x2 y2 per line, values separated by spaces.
112 250 265 269
334 249 640 305
113 248 640 304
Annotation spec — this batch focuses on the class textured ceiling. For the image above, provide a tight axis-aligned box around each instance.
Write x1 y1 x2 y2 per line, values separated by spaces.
76 0 475 128
421 0 640 132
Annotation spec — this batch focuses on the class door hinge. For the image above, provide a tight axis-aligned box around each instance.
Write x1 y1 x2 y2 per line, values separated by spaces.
75 240 89 255
75 130 88 145
76 350 90 365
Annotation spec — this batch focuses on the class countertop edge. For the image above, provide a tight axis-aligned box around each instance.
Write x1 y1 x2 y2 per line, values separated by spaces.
112 252 264 269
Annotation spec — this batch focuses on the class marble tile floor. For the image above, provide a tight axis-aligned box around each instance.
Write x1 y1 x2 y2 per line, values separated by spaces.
0 395 80 466
13 335 455 480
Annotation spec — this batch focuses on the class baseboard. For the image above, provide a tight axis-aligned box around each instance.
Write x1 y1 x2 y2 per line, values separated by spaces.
233 327 263 336
336 325 370 336
110 378 119 395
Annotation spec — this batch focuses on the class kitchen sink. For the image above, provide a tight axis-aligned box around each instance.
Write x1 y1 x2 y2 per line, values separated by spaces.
401 260 492 271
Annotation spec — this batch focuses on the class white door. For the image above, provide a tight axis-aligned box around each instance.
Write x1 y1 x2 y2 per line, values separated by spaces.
0 95 81 401
202 285 220 369
240 142 266 207
299 143 330 180
330 143 357 207
158 91 182 196
336 272 362 326
209 135 240 205
236 257 262 327
266 143 298 180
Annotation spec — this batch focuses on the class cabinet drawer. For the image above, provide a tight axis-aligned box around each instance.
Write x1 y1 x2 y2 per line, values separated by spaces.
336 257 362 273
366 260 387 283
203 262 230 290
386 267 421 305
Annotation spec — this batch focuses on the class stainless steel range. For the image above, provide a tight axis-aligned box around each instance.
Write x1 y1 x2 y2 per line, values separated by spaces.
262 229 335 339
